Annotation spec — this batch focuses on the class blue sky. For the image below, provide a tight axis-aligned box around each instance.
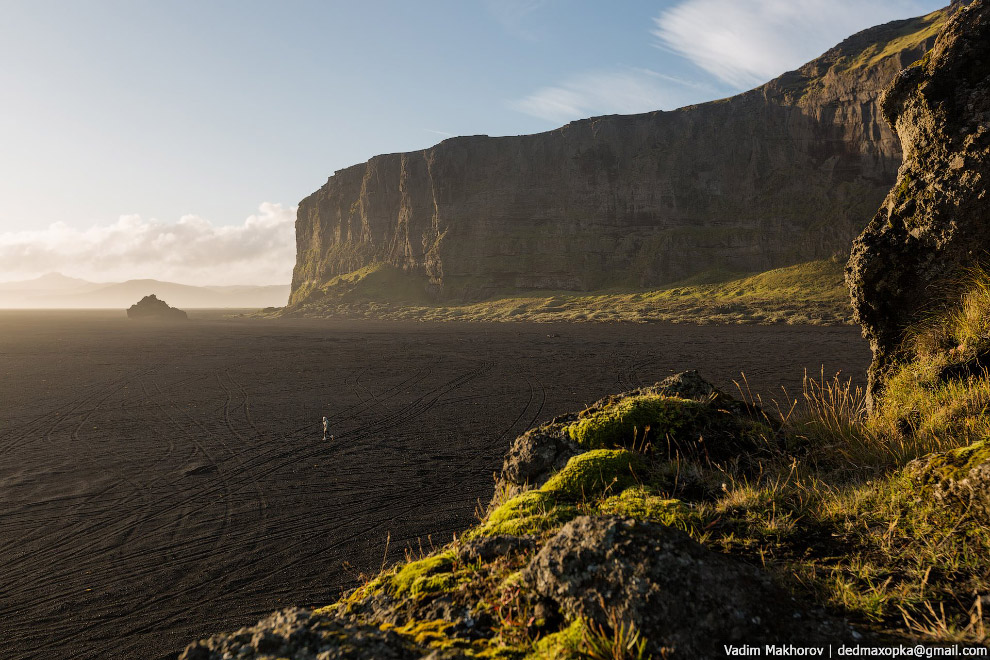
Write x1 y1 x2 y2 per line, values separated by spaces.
0 0 943 284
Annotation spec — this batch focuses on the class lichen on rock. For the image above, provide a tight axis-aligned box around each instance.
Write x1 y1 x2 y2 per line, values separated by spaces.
905 439 990 518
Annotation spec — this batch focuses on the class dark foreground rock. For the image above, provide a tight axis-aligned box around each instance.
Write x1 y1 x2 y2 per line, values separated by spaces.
847 0 990 399
126 294 188 320
524 516 868 655
178 608 422 660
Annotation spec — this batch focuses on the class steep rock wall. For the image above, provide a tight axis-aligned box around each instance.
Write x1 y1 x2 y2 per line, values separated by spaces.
847 0 990 399
292 10 947 306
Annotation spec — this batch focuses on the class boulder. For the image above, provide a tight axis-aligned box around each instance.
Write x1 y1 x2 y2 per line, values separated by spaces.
496 371 772 498
847 0 990 401
178 607 422 660
524 516 868 657
905 440 990 518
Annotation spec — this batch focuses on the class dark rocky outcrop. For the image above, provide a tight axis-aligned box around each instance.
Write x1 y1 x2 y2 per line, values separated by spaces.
497 371 771 498
290 10 948 307
178 608 422 660
524 516 868 655
125 294 188 320
847 0 990 399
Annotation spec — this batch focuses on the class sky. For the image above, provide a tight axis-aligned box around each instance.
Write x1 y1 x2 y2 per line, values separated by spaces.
0 0 944 286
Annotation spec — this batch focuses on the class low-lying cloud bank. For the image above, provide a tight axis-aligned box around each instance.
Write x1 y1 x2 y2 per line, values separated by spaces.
0 203 296 286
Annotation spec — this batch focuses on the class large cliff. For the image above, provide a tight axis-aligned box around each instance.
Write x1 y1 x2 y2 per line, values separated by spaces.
291 10 947 307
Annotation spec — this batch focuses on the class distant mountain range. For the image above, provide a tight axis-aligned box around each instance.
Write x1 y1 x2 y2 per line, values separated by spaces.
0 273 289 309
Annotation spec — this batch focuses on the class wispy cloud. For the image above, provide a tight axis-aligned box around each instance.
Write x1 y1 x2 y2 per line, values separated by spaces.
511 68 717 124
485 0 552 41
423 128 456 138
653 0 936 89
0 203 296 286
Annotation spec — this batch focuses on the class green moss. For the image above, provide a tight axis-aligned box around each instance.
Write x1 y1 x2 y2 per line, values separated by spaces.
526 619 585 660
387 619 525 657
892 173 914 205
470 490 579 538
471 450 643 538
596 487 701 533
912 440 990 486
317 570 394 616
541 449 643 500
567 395 706 449
391 552 458 599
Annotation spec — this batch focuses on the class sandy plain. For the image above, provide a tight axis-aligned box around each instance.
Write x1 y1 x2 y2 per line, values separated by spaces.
0 310 870 659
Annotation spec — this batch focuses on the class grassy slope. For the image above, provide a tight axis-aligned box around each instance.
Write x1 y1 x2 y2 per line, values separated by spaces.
283 258 853 325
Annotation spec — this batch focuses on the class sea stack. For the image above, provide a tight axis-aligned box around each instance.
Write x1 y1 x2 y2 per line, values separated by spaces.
126 294 188 320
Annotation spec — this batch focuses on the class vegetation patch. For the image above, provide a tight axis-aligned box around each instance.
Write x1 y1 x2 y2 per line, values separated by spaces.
391 552 458 599
540 449 643 500
567 395 705 449
595 487 701 534
280 259 855 325
470 490 580 539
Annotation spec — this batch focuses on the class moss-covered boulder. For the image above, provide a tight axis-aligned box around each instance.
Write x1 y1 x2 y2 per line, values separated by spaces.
905 440 990 517
497 371 772 499
567 390 769 461
473 450 643 538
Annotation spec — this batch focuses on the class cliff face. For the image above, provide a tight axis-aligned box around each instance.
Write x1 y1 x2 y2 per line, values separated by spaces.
847 0 990 399
292 10 947 306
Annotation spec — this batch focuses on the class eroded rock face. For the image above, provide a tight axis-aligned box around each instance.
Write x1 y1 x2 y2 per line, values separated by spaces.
524 516 866 656
290 11 948 306
126 294 188 320
847 0 990 399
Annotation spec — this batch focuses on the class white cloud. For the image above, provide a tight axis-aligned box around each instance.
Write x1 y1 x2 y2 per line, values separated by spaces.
0 203 296 286
511 68 717 124
652 0 937 89
485 0 552 41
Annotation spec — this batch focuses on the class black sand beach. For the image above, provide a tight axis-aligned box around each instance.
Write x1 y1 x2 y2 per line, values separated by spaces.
0 311 870 659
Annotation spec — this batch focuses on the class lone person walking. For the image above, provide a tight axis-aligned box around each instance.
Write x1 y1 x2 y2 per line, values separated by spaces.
322 416 330 441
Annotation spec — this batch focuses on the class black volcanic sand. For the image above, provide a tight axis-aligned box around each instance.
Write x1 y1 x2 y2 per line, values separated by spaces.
0 310 870 659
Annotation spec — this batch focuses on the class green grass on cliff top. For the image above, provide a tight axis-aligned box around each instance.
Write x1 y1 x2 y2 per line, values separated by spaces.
284 257 853 325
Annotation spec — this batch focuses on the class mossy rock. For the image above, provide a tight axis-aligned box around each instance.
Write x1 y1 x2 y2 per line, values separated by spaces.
595 487 701 533
541 449 643 500
526 619 585 659
567 394 766 461
474 450 642 538
391 552 459 599
470 490 580 538
905 440 990 518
